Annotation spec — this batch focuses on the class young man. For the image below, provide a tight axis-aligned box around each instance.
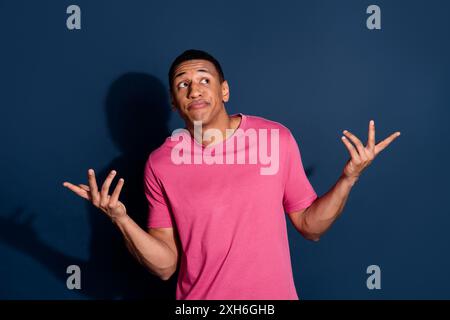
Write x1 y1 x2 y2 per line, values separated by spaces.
63 49 400 299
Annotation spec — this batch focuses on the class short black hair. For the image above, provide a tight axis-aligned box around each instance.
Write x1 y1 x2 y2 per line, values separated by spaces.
168 49 225 92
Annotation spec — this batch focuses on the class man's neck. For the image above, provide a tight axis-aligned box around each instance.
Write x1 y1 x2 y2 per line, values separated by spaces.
188 110 240 147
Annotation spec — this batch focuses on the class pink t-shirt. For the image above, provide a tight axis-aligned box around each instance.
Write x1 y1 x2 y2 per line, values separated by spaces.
144 113 317 300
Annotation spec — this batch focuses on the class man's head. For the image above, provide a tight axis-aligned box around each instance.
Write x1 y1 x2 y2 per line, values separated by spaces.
168 49 230 126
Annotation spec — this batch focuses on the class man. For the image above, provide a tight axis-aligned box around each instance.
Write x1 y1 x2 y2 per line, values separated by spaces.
63 49 400 299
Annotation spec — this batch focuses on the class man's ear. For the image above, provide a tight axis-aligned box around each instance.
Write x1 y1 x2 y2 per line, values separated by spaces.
221 80 230 103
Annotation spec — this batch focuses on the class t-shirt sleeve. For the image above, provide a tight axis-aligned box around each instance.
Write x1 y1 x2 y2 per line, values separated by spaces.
283 130 318 214
144 155 174 228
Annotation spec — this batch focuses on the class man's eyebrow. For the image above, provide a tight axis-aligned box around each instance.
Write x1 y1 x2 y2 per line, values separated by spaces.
174 68 211 80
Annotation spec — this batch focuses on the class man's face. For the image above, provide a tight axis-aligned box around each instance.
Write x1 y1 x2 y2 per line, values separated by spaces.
170 59 229 126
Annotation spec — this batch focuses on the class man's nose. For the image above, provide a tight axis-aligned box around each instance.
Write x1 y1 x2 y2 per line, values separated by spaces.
188 83 202 99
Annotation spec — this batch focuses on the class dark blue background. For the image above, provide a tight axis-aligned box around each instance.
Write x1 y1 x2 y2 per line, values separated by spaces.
1 0 449 299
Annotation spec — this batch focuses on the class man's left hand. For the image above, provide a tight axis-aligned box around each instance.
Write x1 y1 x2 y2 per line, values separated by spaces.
340 120 401 181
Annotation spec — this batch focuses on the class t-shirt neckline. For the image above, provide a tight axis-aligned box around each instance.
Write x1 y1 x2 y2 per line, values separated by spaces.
193 112 247 149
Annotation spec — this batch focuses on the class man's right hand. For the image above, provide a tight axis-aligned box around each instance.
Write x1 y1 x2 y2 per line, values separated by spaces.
63 169 127 222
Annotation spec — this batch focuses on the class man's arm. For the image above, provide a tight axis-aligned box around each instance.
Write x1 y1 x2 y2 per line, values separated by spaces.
63 169 179 280
288 173 357 241
288 120 400 241
113 216 179 280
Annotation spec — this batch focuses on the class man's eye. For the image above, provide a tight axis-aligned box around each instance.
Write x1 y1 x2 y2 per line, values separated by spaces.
200 78 209 84
178 82 188 88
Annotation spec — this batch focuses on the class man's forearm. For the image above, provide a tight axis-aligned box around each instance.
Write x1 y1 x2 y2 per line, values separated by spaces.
301 174 358 240
112 215 177 279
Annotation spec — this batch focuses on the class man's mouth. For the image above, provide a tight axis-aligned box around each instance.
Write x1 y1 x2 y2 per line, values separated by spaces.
188 100 209 110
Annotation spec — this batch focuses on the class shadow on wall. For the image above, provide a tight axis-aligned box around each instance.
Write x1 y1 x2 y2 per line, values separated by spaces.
0 73 178 299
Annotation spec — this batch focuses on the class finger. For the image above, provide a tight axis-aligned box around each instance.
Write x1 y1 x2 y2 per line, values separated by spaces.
341 136 360 161
100 170 117 207
88 169 100 206
375 131 401 155
343 130 367 160
78 184 90 192
109 178 124 207
63 182 91 201
367 120 375 151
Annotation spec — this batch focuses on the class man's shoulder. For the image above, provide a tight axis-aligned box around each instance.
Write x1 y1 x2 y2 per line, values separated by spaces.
145 136 175 171
244 113 292 137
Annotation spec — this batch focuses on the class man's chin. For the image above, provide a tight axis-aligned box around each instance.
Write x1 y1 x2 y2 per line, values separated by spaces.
188 109 210 124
